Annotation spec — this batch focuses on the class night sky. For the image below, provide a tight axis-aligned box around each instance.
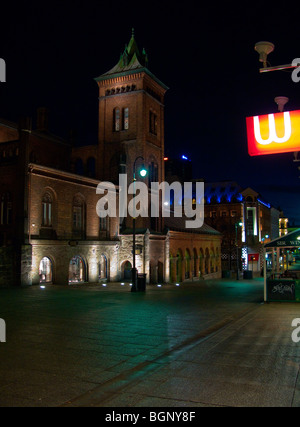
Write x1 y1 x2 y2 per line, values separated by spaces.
0 1 300 224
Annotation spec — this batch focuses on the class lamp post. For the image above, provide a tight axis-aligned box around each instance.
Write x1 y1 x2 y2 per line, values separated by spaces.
131 156 147 292
235 220 242 280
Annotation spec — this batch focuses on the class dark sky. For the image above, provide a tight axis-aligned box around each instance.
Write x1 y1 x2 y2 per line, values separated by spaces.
0 0 300 224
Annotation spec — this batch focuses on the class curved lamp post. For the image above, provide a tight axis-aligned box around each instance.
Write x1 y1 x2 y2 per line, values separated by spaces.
131 156 147 292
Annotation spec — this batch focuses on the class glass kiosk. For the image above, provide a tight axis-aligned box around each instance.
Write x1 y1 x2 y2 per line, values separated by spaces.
263 229 300 302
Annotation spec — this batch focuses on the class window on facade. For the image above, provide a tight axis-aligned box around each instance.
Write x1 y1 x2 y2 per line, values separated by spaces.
99 215 108 232
149 111 157 135
221 211 227 217
114 108 120 131
42 193 52 227
123 107 129 130
72 197 84 232
0 193 12 225
246 207 257 236
148 161 158 185
231 210 237 217
210 211 217 218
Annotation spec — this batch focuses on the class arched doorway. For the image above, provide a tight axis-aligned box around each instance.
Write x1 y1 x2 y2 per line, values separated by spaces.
122 260 132 281
210 248 215 273
185 249 191 279
39 257 53 283
199 248 204 276
205 248 210 274
193 248 198 277
69 255 86 283
99 254 108 280
176 250 183 282
158 261 164 283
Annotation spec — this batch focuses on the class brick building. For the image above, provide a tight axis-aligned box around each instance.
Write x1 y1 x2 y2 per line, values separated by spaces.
0 31 222 287
203 181 280 275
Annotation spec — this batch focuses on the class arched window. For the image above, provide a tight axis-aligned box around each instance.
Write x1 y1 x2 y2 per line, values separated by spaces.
113 108 120 131
99 254 108 279
149 110 157 135
69 255 86 283
123 107 129 130
39 257 53 283
72 196 85 234
148 160 158 184
42 192 52 226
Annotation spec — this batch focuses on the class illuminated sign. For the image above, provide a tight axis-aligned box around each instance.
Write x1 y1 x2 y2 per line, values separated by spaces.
248 253 259 262
246 110 300 156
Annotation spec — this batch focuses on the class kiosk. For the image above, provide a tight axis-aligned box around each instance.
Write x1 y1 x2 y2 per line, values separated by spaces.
263 229 300 302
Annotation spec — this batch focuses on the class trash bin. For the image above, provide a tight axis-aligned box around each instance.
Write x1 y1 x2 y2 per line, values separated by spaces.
243 270 253 280
137 273 147 291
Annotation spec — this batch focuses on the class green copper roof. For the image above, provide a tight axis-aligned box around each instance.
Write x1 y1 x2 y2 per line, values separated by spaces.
94 29 169 90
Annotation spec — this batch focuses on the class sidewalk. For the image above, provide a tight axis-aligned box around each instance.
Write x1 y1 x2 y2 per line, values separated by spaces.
63 299 300 407
0 279 299 407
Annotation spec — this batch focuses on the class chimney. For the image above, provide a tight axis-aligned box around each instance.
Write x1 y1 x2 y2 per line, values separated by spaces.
18 116 32 133
36 107 49 131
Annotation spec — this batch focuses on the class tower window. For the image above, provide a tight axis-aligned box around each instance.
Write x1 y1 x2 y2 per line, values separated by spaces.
149 111 157 135
123 107 129 130
114 108 120 131
148 161 158 184
42 193 52 227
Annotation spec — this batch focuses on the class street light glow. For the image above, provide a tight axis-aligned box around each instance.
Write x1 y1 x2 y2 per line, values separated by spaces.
139 168 147 177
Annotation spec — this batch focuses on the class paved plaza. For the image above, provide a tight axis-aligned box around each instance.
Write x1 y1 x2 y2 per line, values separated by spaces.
0 278 300 407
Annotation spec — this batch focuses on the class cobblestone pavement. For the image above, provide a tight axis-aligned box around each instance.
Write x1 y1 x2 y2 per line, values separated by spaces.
0 278 299 407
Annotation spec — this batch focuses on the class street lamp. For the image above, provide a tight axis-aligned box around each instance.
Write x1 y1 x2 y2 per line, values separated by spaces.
235 220 242 280
131 156 147 292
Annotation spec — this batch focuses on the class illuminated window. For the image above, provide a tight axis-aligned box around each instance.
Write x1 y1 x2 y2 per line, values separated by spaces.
99 254 108 279
114 108 120 131
69 255 86 283
39 257 52 283
123 107 129 130
42 193 52 227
